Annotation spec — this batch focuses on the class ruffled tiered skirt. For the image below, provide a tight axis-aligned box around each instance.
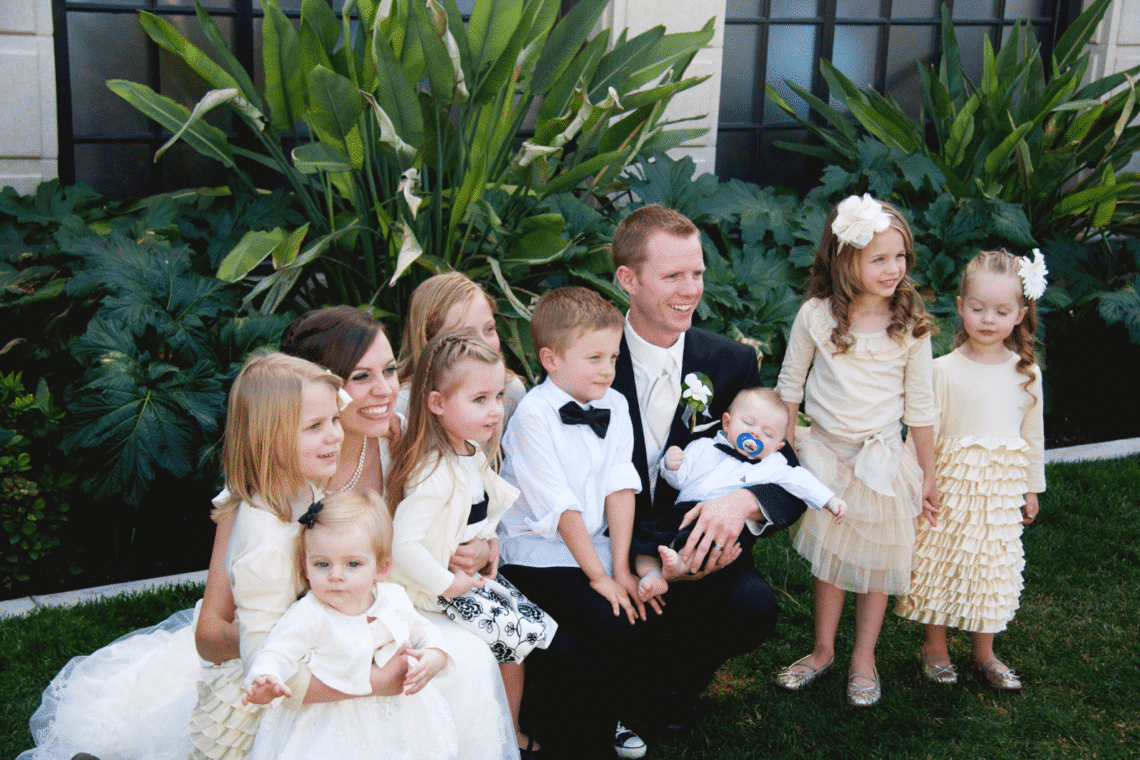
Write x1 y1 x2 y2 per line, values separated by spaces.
895 436 1027 632
790 425 923 595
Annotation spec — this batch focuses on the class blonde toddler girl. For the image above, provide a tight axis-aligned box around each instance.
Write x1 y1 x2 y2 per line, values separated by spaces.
243 490 457 759
895 249 1047 691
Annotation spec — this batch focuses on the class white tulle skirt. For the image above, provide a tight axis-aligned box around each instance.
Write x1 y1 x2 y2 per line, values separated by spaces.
18 607 199 760
250 689 456 760
18 604 519 760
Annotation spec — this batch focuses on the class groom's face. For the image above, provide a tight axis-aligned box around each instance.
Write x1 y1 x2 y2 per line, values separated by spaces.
618 230 705 347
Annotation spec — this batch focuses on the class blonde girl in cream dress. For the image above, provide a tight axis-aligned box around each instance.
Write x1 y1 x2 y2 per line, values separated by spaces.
895 250 1046 692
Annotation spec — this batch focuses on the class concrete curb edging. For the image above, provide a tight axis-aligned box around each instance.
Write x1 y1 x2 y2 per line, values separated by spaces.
1 570 207 619
2 437 1137 619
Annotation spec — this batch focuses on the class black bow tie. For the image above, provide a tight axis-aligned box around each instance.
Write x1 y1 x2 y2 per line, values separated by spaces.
715 442 757 464
559 402 610 438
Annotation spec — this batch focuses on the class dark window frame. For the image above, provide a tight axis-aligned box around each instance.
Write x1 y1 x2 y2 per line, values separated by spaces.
716 0 1084 187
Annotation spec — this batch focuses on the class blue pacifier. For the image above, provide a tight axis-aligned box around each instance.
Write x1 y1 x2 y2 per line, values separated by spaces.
736 432 763 457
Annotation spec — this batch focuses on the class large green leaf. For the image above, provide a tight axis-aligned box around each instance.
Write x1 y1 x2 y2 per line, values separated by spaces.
193 2 262 107
261 0 305 132
466 0 522 78
217 228 286 282
1053 0 1111 75
107 81 235 168
370 35 425 154
530 0 609 95
138 11 240 92
154 88 250 161
292 142 354 174
589 26 665 100
306 66 365 166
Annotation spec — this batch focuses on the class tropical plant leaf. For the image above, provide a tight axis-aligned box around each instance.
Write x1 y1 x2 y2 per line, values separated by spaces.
106 81 236 168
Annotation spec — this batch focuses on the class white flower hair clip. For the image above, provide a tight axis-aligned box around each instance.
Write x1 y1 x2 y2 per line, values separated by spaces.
832 193 892 249
337 387 354 411
1018 248 1048 300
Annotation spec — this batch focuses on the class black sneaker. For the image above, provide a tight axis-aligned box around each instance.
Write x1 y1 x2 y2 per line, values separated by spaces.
613 722 647 759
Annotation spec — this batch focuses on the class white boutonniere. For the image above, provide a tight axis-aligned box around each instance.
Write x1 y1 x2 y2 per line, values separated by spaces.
1018 248 1048 300
832 193 892 249
681 372 713 433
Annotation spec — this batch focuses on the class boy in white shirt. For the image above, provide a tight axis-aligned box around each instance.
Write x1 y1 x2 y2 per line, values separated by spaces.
633 388 847 599
498 286 646 760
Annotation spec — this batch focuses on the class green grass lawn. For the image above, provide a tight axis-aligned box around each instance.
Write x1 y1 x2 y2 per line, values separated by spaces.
4 458 1138 759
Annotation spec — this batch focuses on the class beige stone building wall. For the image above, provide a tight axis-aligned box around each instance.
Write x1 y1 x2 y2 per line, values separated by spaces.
0 0 57 194
601 0 725 175
1085 0 1140 171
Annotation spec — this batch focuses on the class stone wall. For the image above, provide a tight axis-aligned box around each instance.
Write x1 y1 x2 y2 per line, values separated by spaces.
0 0 57 194
601 0 725 176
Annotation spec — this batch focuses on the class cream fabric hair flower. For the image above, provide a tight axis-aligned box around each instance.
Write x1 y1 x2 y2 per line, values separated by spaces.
1019 248 1048 300
832 193 893 249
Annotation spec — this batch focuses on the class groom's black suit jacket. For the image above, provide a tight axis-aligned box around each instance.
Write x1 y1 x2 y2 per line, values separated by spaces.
612 326 807 536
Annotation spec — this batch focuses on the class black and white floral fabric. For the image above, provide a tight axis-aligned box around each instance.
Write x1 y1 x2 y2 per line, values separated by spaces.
434 574 557 664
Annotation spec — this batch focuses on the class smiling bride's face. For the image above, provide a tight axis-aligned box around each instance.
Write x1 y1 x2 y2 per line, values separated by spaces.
338 332 400 439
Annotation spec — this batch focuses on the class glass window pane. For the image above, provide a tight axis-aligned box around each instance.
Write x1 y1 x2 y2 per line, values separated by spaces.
1005 0 1047 18
715 130 759 183
885 24 936 118
832 25 881 90
721 24 762 123
955 25 993 84
837 0 883 19
953 0 998 20
764 25 815 123
726 1 762 16
892 1 939 19
68 12 150 136
161 142 229 191
770 1 820 19
73 143 155 198
760 128 817 194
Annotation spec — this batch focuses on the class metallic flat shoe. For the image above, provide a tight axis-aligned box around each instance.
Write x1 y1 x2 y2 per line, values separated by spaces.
976 659 1022 691
775 656 833 691
846 669 881 707
920 650 959 684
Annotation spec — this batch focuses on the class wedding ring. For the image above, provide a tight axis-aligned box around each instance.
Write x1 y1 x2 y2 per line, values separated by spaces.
713 543 724 550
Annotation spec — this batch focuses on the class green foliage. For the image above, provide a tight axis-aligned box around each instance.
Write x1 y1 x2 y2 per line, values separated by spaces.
60 233 290 506
3 180 299 528
0 372 74 587
112 0 714 363
769 0 1140 243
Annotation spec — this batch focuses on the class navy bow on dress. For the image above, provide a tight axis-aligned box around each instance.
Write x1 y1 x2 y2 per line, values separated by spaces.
558 402 610 438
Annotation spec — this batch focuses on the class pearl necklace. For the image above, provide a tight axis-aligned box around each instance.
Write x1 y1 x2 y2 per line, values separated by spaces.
328 437 370 494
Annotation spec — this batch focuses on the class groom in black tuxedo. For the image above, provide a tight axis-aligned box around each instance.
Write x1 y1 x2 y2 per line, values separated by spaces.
610 204 806 728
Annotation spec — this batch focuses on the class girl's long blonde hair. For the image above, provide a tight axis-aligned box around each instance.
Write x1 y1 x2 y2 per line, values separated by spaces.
808 198 936 353
386 331 505 513
397 272 499 380
214 352 343 524
956 249 1040 402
